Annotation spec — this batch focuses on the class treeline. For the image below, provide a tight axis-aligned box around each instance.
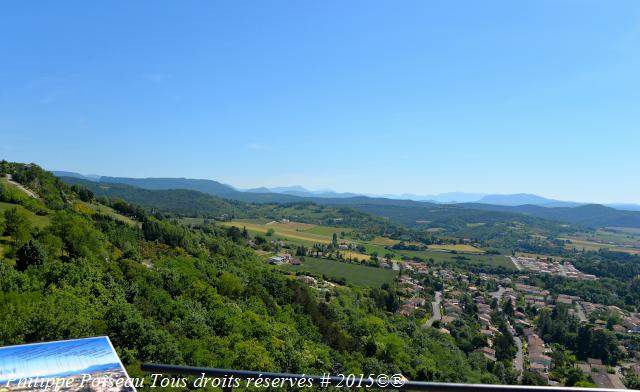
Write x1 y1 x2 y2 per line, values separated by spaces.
59 176 414 240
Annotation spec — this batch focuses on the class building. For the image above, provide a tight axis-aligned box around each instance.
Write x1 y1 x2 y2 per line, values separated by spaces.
476 347 496 362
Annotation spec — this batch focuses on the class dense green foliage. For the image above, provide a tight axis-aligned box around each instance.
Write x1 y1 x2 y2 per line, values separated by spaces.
1 163 494 386
4 161 640 389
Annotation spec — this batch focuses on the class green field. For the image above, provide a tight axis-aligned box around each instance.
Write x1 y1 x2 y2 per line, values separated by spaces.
221 220 333 245
75 201 138 226
607 227 640 235
279 256 398 287
560 236 640 255
183 218 511 270
304 225 353 236
395 248 513 269
428 244 484 253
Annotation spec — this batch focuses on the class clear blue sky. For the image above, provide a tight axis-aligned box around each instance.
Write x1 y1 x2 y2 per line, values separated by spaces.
1 1 639 203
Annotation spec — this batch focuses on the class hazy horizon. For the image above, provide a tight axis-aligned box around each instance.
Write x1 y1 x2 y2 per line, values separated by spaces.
43 167 639 206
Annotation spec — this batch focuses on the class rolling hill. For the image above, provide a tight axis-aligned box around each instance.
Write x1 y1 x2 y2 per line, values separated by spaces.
54 173 640 229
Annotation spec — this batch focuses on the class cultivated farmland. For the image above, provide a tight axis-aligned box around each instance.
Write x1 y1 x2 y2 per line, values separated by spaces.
279 256 398 287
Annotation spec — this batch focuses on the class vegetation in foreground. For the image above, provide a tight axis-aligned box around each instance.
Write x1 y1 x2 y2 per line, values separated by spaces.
4 161 640 389
0 162 497 388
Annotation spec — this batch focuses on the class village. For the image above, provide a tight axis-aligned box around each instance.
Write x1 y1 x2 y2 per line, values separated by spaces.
512 256 597 280
260 236 640 389
282 252 640 389
398 261 640 389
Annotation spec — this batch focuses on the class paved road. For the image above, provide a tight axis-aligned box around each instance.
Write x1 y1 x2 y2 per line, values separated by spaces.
426 291 442 327
491 286 505 301
575 301 588 322
513 335 524 377
510 256 523 271
506 321 524 379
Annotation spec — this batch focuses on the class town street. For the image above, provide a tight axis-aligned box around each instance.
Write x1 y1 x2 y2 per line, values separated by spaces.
491 286 505 301
575 302 588 322
426 291 442 327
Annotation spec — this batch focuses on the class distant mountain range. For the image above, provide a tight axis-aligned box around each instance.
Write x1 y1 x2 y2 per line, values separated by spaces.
54 171 640 229
54 171 639 211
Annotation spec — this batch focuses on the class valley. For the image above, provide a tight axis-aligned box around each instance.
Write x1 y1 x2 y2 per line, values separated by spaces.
3 161 640 389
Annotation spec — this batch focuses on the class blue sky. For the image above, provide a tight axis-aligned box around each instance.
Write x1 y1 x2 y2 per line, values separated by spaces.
1 1 639 203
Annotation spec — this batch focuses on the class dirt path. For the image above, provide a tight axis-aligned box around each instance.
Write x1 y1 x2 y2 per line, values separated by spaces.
6 174 39 198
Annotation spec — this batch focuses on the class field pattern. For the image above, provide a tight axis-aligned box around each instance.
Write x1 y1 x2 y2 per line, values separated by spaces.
280 256 397 287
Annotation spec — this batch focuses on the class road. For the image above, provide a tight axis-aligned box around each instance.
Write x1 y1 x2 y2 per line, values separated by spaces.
510 256 523 271
6 174 39 199
575 301 588 322
491 286 505 301
507 321 524 379
513 335 524 377
426 291 442 327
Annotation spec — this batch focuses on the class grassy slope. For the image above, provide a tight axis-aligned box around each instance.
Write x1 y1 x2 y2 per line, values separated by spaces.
0 202 50 228
75 201 138 227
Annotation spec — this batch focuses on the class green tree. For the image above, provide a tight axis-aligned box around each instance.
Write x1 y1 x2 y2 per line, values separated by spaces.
50 211 106 259
216 272 244 298
502 299 514 318
15 239 46 271
332 232 338 248
494 331 515 361
3 207 32 244
625 375 640 389
564 368 587 386
521 370 547 385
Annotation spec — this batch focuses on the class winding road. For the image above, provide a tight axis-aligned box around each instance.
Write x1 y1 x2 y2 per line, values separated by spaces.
426 291 442 327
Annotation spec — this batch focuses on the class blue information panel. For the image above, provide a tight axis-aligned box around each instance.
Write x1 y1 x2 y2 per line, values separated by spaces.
0 336 135 391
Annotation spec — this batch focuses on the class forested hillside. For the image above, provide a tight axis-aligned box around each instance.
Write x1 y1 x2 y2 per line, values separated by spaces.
1 162 497 385
56 172 640 229
60 176 411 239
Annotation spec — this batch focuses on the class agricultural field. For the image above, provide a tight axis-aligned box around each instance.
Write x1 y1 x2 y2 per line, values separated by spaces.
340 250 371 261
515 251 568 261
591 229 640 246
279 256 397 287
396 248 514 270
560 235 640 255
369 236 400 246
220 220 334 244
304 225 353 236
199 219 511 270
428 244 484 253
608 227 640 235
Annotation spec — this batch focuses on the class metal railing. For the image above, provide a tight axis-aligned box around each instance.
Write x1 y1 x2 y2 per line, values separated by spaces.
141 363 630 391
